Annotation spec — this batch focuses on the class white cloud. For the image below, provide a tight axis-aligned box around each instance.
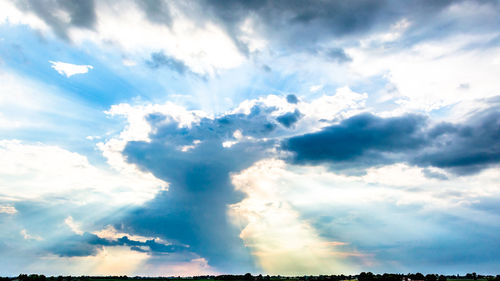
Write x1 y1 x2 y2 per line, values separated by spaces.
64 216 84 235
0 140 166 206
20 229 42 241
98 102 209 178
2 0 242 76
0 1 48 31
93 225 168 245
361 18 411 45
49 61 93 77
237 16 267 53
309 84 324 93
235 159 500 228
0 205 17 214
231 86 367 134
348 31 500 114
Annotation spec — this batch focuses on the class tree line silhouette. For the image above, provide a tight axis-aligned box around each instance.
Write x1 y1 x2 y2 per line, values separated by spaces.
1 273 499 281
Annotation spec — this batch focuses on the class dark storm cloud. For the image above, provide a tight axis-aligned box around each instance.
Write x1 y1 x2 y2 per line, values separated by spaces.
414 107 500 175
282 113 427 167
282 104 500 175
120 105 281 272
276 109 303 128
50 233 101 257
15 0 96 40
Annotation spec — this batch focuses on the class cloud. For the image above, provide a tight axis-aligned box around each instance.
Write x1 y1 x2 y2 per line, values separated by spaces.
0 205 17 214
276 109 303 128
91 88 382 273
35 246 149 276
4 1 244 75
119 105 280 272
282 103 500 175
146 52 189 75
229 158 500 273
0 140 165 205
135 0 172 27
348 30 500 112
282 113 427 169
93 225 167 244
7 0 488 79
309 47 352 64
21 229 42 241
49 61 93 77
65 216 84 235
49 224 190 258
286 94 299 104
414 106 500 174
14 0 97 40
192 0 481 57
2 0 500 275
230 159 357 275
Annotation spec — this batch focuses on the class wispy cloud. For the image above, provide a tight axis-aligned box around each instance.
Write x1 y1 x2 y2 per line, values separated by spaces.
21 229 42 241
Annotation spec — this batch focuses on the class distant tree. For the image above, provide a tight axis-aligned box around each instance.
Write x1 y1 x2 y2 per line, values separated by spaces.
245 273 254 281
426 275 437 281
381 273 400 281
438 275 446 281
413 273 425 280
359 272 374 281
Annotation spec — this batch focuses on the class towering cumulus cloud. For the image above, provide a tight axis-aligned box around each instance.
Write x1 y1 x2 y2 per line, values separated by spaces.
121 105 279 272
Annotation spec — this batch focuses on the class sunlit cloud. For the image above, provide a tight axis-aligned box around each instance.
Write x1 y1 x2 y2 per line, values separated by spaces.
0 205 17 214
49 61 93 77
20 229 42 241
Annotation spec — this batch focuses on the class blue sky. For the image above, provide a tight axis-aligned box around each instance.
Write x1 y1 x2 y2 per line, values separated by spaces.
1 0 500 276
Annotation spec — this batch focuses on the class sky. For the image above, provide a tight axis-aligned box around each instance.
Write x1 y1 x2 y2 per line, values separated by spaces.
1 0 500 277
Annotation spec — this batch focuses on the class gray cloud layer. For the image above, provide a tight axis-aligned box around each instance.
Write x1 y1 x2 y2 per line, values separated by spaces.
282 103 500 175
15 0 96 40
16 0 500 63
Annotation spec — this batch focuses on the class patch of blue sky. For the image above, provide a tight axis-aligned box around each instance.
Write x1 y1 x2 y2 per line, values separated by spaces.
0 24 138 108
